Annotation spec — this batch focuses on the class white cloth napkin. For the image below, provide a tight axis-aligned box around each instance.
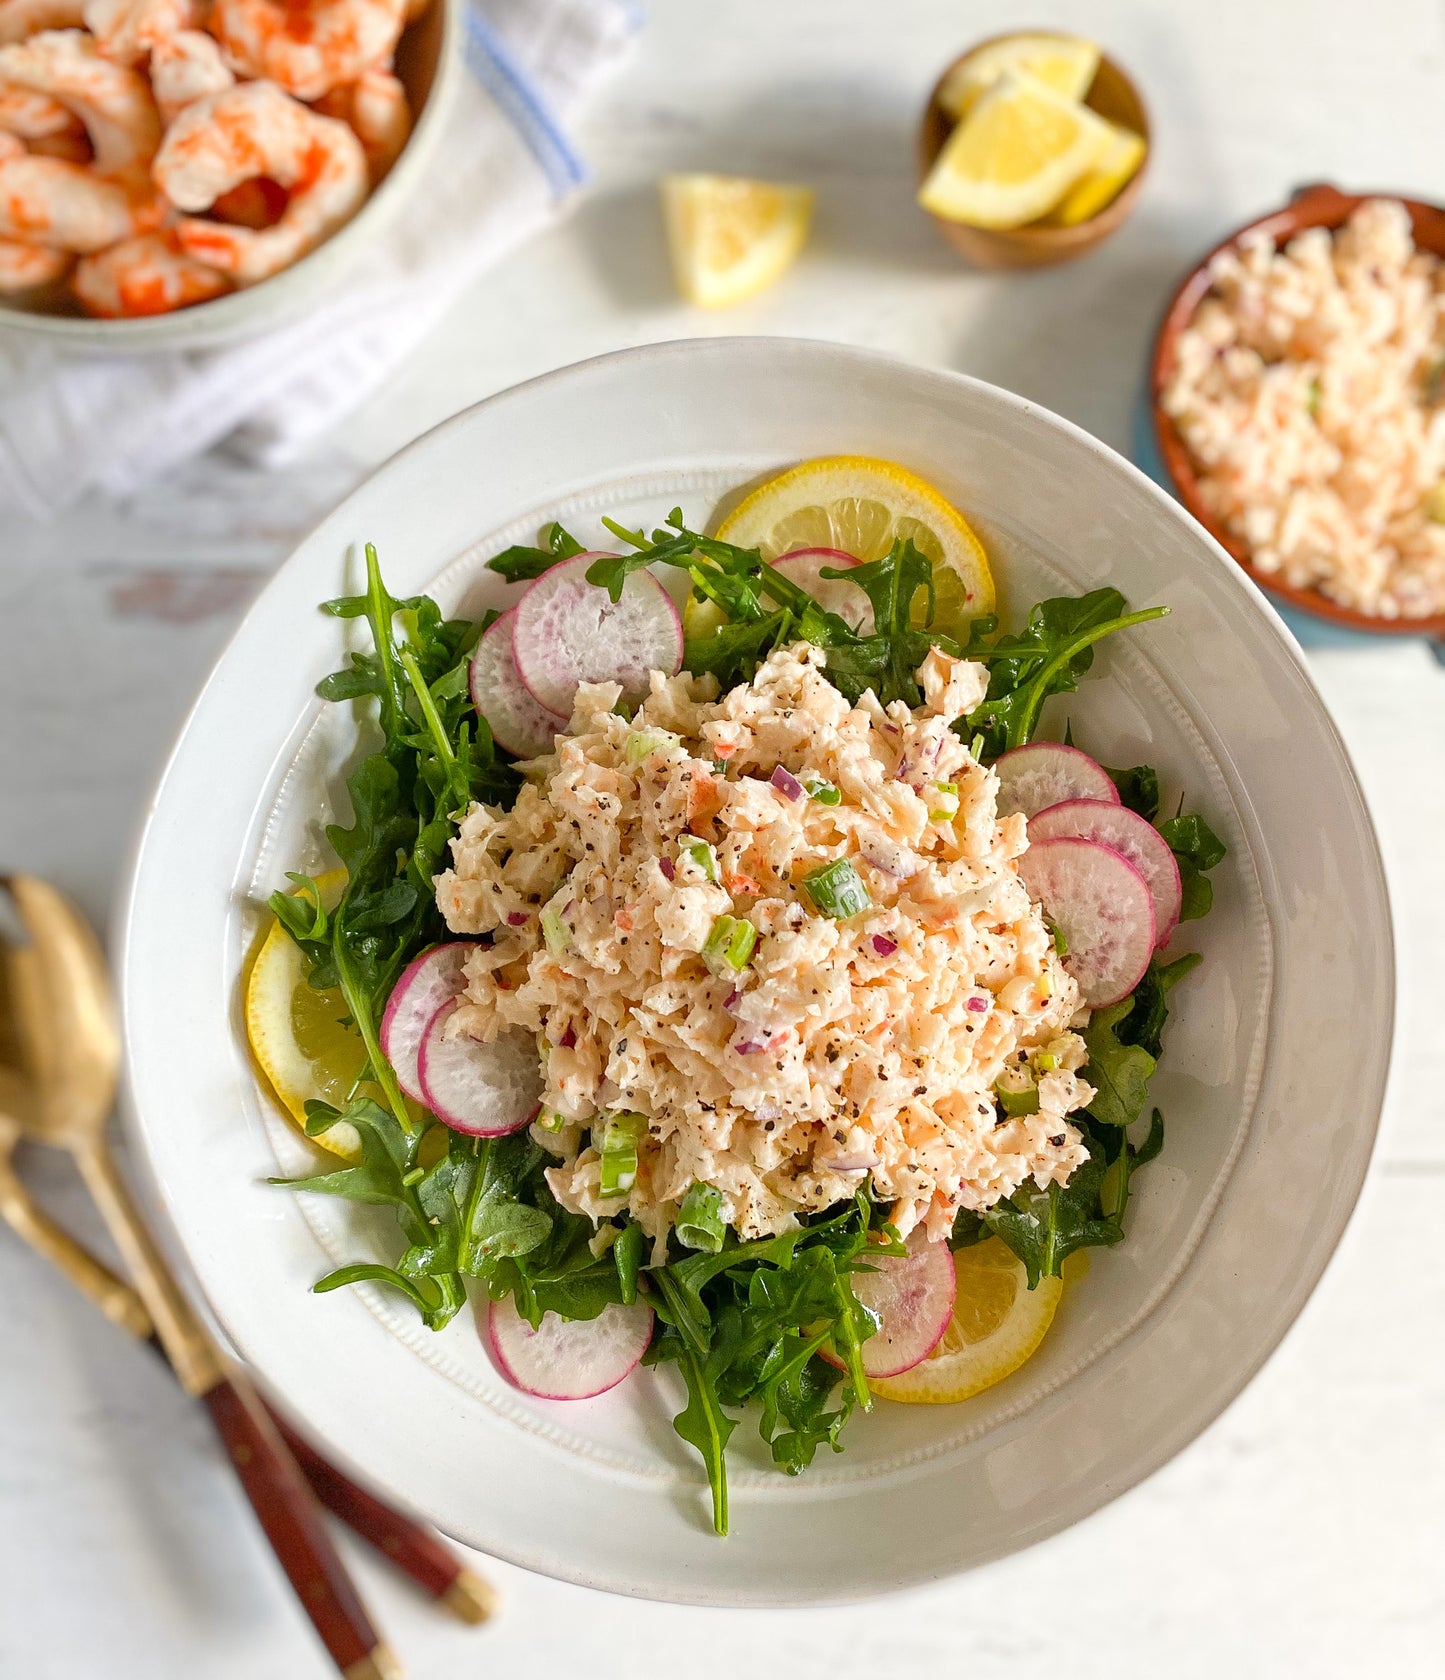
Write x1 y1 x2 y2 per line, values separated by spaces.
0 0 639 524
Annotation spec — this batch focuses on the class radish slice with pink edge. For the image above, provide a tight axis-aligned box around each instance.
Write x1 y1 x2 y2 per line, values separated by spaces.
379 942 472 1104
469 610 567 759
1017 835 1156 1008
1028 798 1183 949
829 1229 957 1379
511 552 683 717
417 1001 543 1136
772 548 875 633
993 741 1119 819
486 1294 654 1400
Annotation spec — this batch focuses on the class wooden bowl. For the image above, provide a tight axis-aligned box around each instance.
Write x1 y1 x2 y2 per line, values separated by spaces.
916 38 1149 270
1150 181 1445 643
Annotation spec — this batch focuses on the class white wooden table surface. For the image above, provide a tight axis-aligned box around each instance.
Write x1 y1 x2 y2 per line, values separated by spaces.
3 1 1443 1675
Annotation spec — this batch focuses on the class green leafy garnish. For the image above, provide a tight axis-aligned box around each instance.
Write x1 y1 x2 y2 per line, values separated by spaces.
1158 812 1227 922
486 520 584 582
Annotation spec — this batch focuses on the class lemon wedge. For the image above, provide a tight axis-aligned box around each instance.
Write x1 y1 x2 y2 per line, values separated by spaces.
245 869 367 1161
709 455 994 641
938 32 1101 121
870 1238 1062 1404
918 69 1114 229
1043 119 1146 226
661 173 814 308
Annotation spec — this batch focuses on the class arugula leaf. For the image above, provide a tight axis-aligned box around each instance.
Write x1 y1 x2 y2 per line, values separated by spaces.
820 540 960 707
649 1300 737 1536
979 1143 1122 1287
486 521 585 582
1119 950 1202 1059
1080 1000 1157 1129
1106 762 1161 820
1158 812 1227 922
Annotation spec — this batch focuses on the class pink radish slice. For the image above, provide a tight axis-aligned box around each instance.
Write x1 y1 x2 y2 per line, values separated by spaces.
840 1229 958 1379
469 610 567 759
380 943 472 1104
1017 836 1156 1008
417 1001 543 1136
993 741 1119 819
511 553 684 717
487 1294 654 1400
772 548 875 633
1027 798 1183 949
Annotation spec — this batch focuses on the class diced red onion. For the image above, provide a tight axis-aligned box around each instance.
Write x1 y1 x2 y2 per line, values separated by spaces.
734 1039 766 1055
659 856 675 881
770 765 804 801
819 1153 877 1173
861 839 921 879
870 934 898 957
506 910 529 926
558 1022 577 1049
967 994 988 1013
722 987 743 1012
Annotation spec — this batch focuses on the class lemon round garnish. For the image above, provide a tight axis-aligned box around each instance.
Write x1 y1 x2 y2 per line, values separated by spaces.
869 1237 1062 1404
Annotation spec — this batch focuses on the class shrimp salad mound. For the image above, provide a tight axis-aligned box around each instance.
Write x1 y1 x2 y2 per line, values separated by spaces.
261 464 1224 1535
437 645 1093 1251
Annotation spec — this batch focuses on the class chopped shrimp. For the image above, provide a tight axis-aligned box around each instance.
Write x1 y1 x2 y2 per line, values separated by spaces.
0 152 132 248
83 0 197 65
153 79 365 283
71 227 228 314
148 27 230 119
0 29 161 176
0 0 84 45
315 64 407 179
0 230 69 288
210 0 404 100
0 80 78 137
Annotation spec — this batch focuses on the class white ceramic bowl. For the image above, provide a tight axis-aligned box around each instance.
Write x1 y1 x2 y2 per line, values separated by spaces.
119 339 1393 1604
0 0 459 354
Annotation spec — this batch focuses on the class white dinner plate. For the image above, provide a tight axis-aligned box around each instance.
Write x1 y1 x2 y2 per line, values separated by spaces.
119 339 1393 1605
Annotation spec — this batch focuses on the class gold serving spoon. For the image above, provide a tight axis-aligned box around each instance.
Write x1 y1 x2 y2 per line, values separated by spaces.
0 874 400 1680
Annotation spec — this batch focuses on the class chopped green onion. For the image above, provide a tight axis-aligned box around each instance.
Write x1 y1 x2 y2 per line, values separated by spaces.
928 780 959 821
676 1182 726 1253
969 733 985 761
702 914 757 974
802 775 842 806
536 1107 568 1133
599 1111 647 1197
540 904 571 958
625 728 679 764
994 1080 1040 1117
401 1166 424 1186
1049 919 1068 957
803 857 872 919
682 838 719 881
1033 1051 1058 1074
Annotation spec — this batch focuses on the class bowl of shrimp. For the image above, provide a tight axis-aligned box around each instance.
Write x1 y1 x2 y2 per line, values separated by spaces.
0 0 457 349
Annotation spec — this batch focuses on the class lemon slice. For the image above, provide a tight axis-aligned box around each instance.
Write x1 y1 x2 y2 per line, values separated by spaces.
870 1238 1062 1404
1043 119 1146 226
709 455 994 640
918 69 1114 230
938 32 1101 121
245 869 367 1161
661 173 814 308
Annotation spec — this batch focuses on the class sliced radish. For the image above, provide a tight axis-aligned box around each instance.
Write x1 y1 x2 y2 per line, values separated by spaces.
773 548 875 633
469 610 567 759
993 742 1119 819
1017 836 1156 1008
417 1002 542 1136
842 1229 957 1379
511 553 683 717
380 943 472 1104
487 1294 654 1400
1028 798 1183 949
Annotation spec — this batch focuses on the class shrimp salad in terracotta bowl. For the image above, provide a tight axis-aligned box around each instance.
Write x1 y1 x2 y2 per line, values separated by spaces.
0 0 452 342
243 456 1227 1536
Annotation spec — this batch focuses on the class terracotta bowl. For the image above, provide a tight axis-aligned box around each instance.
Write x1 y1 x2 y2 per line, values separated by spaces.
916 38 1149 270
1150 181 1445 643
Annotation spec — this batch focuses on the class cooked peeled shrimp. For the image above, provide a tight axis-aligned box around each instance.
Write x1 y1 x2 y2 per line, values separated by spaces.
0 80 78 137
0 29 161 176
0 231 70 288
0 0 84 45
148 27 230 119
153 79 365 283
315 64 407 180
83 0 196 65
210 0 403 100
71 227 227 314
0 152 132 247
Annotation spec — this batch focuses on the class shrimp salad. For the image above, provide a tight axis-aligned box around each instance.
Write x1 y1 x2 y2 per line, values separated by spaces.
0 0 417 315
264 466 1224 1533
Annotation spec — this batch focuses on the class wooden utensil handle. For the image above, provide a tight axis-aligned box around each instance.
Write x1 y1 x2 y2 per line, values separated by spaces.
270 1414 497 1624
201 1376 399 1680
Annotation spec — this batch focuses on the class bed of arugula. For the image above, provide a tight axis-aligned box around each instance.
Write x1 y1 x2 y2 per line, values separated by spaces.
268 513 1223 1536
